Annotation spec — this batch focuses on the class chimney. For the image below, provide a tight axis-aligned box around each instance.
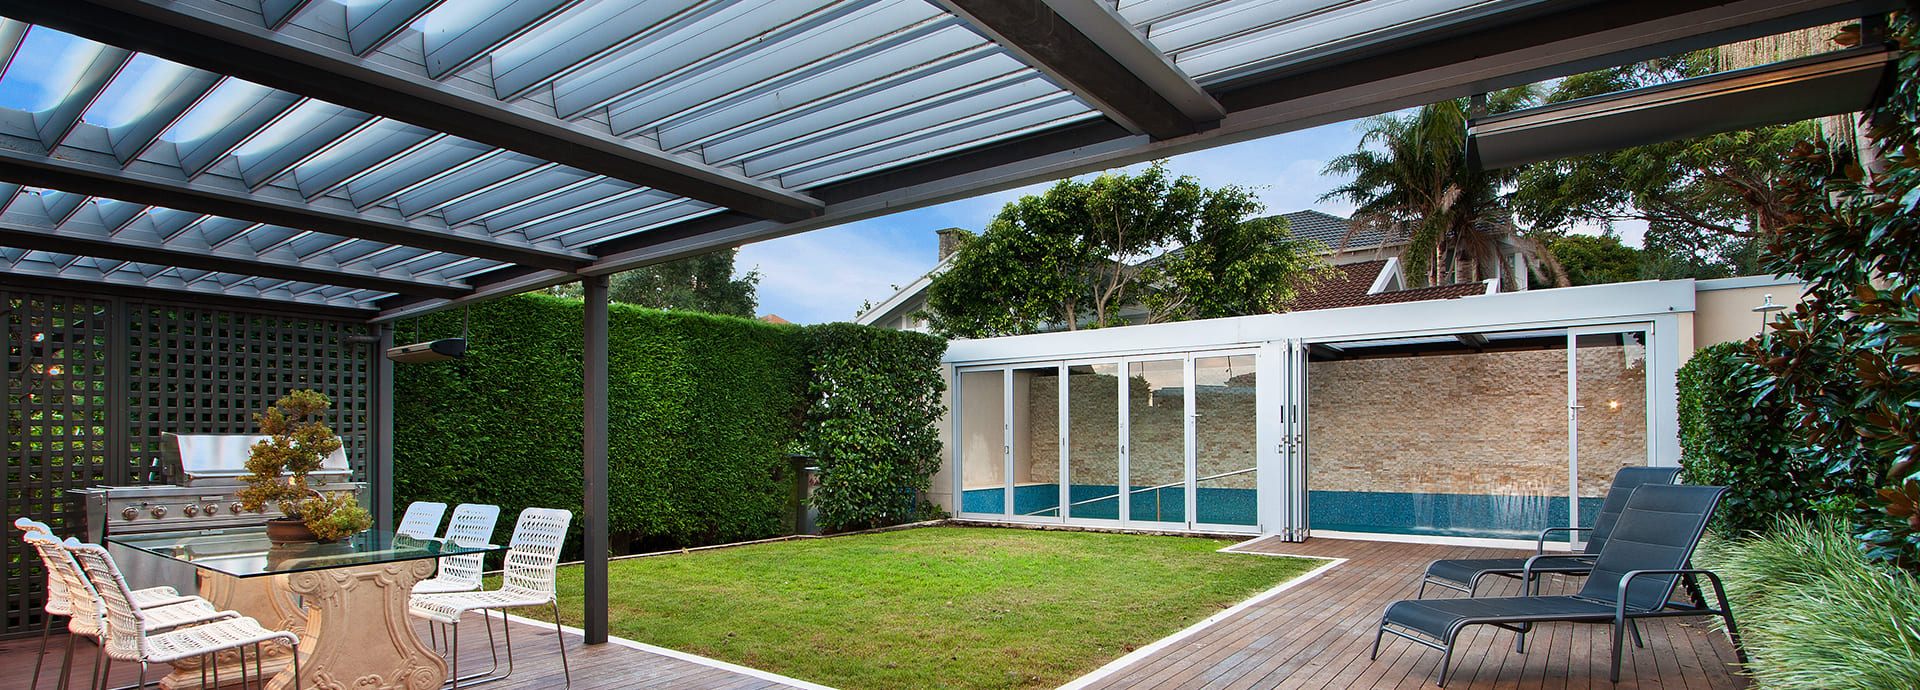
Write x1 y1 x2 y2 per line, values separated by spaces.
936 227 964 262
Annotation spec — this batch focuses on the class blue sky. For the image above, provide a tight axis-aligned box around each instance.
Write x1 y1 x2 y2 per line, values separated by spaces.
737 121 1374 324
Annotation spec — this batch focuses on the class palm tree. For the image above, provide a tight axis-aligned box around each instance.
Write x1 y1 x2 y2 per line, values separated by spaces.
1321 89 1562 288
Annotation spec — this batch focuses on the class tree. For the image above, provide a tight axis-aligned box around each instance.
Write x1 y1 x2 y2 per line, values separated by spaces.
1509 52 1818 277
1320 88 1555 288
1547 234 1640 286
544 249 760 317
920 162 1326 339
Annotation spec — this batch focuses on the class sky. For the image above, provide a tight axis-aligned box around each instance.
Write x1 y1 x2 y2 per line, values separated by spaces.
737 121 1373 325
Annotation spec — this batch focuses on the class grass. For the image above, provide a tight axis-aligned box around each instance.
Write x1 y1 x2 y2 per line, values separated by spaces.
520 526 1322 690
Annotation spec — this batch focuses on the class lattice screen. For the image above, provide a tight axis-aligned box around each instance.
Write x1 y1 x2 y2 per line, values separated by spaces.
2 289 372 637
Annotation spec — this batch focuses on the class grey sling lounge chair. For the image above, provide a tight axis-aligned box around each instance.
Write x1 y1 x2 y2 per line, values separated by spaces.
1371 484 1744 686
1418 466 1683 597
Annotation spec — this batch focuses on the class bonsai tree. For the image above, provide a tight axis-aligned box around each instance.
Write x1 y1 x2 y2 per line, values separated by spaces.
238 390 370 540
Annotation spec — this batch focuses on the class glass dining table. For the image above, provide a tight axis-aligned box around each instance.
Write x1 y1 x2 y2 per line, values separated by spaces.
111 528 502 690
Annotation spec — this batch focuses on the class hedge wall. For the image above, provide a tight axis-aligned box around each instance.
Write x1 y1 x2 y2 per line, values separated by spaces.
393 294 809 556
1676 341 1803 535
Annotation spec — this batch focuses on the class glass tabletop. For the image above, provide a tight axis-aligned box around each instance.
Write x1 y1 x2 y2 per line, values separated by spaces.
108 528 502 578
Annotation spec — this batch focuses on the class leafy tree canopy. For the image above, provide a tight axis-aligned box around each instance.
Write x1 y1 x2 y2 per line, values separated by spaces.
547 249 760 317
920 162 1326 339
1547 234 1640 286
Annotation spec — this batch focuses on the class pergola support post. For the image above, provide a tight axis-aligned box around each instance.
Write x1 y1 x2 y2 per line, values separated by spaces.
582 276 610 645
373 323 396 532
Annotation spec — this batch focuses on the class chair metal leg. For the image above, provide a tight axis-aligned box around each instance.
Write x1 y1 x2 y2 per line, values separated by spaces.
211 647 220 690
1629 620 1644 648
32 613 56 690
58 630 77 690
1370 624 1386 660
552 601 570 688
96 654 110 690
290 639 303 690
1610 618 1627 683
449 620 460 690
1437 639 1457 688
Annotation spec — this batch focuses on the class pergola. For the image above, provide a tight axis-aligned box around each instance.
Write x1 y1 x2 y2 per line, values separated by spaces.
0 0 1898 643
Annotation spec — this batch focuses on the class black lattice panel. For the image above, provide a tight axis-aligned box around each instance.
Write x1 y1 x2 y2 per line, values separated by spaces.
1 290 372 638
125 303 372 484
4 291 113 635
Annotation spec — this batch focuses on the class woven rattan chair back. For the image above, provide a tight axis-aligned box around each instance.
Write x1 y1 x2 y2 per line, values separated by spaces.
398 501 449 540
15 518 71 617
65 539 148 662
502 507 571 599
436 503 501 589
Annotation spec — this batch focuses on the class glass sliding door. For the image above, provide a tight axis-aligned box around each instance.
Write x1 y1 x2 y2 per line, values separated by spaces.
956 369 1007 516
1012 365 1063 520
1065 363 1122 522
1194 354 1258 527
1127 359 1186 526
1569 328 1652 537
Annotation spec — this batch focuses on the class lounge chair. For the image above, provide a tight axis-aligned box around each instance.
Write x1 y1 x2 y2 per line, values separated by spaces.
1418 466 1683 597
1371 483 1744 686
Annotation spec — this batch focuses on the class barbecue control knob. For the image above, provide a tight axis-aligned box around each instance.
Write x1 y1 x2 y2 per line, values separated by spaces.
230 503 243 515
183 505 198 517
150 505 167 519
206 503 220 517
121 507 137 521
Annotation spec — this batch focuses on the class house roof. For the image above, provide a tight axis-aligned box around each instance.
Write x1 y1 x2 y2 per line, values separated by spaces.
1284 259 1489 311
0 1 1865 320
1266 210 1394 251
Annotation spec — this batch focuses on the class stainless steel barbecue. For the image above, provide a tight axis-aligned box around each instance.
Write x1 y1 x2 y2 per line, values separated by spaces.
72 432 365 592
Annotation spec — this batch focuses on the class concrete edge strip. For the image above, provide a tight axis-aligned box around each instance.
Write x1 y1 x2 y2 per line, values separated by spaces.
498 611 840 690
1054 552 1349 690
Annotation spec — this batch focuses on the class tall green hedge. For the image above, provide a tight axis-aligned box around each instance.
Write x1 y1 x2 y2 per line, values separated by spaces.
1676 341 1806 535
393 294 809 556
798 324 948 532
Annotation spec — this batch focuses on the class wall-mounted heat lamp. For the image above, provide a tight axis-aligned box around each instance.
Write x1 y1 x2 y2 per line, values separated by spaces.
1467 45 1895 171
386 307 469 364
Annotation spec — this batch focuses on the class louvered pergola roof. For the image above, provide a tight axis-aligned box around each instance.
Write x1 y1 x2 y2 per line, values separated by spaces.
0 0 1895 320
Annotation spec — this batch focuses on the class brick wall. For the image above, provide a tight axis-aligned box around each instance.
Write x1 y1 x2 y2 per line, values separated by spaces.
1026 362 1259 491
1307 345 1646 498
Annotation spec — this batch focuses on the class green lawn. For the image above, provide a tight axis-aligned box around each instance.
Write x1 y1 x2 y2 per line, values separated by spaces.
528 526 1323 690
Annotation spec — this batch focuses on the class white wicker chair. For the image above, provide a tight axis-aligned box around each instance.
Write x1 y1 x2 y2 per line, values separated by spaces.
409 507 572 688
414 503 501 595
66 539 301 690
397 501 449 540
415 504 502 664
16 523 212 690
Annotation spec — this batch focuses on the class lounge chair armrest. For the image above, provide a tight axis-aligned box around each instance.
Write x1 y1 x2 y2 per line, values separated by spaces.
1520 553 1596 594
1535 526 1593 554
1615 568 1731 617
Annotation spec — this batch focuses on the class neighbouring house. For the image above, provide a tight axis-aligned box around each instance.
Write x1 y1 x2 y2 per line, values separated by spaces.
933 273 1807 547
853 211 1523 333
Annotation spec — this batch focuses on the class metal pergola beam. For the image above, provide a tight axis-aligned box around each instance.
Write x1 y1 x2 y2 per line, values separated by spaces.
0 270 378 319
2 0 826 224
0 146 592 272
937 0 1211 139
0 221 471 300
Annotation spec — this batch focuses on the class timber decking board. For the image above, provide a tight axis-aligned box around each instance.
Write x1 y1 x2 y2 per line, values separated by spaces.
0 537 1748 690
1077 537 1750 690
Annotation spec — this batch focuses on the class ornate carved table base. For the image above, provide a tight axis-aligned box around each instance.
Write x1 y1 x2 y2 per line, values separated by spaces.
160 571 306 690
162 559 445 690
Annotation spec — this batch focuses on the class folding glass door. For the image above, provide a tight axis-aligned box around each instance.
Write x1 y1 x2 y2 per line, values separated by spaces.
955 348 1267 534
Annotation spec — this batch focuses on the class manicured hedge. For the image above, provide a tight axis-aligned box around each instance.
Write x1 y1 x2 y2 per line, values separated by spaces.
393 294 809 556
1676 341 1805 535
798 323 948 532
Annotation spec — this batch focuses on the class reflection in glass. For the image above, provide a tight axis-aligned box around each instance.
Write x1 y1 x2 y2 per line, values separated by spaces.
1013 366 1061 518
1129 359 1185 524
1195 355 1257 526
1065 364 1121 520
957 371 1007 515
1574 332 1649 531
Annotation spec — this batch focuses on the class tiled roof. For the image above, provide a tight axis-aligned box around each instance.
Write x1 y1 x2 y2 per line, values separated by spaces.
1266 210 1395 251
1283 259 1488 312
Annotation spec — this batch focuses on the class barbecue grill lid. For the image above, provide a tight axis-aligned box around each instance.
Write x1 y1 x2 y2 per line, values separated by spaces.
161 433 351 485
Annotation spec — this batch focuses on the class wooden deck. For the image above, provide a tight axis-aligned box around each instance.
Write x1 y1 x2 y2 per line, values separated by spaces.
1074 537 1751 690
0 536 1749 690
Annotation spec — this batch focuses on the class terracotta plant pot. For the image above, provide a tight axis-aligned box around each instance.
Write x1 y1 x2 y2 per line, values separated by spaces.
265 517 321 544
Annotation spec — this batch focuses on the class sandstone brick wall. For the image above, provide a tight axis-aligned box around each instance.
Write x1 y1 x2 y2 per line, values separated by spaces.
1307 345 1647 498
965 342 1647 504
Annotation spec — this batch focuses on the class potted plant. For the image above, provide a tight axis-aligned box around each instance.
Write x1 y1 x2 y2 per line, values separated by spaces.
238 390 371 543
